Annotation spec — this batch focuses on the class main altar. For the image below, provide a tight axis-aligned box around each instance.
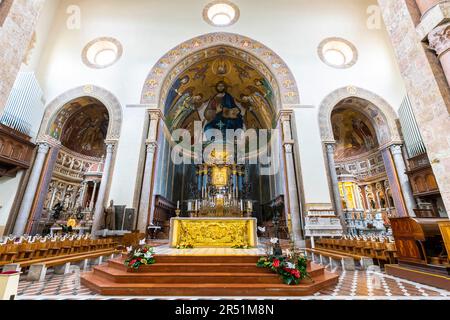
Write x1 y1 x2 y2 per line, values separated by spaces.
169 148 258 248
170 217 257 248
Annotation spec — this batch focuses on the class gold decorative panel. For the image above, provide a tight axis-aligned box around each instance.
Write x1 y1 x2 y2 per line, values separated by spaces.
170 218 257 248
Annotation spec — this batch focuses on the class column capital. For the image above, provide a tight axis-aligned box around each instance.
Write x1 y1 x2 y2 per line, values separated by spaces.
145 141 158 154
147 108 164 120
283 143 293 153
390 144 403 155
325 142 336 153
276 109 294 123
428 22 450 56
36 143 51 154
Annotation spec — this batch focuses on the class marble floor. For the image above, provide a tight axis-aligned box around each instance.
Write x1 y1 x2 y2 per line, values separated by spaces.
16 264 450 300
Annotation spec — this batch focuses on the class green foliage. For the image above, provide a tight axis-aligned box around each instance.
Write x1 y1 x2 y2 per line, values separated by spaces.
124 245 156 269
257 254 311 285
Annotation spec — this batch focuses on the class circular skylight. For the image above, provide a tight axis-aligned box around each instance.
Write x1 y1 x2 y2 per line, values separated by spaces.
82 37 123 69
318 38 358 69
203 1 240 27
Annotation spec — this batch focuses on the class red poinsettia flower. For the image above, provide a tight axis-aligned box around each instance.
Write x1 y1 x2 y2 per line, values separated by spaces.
292 270 301 279
130 259 137 265
272 259 280 268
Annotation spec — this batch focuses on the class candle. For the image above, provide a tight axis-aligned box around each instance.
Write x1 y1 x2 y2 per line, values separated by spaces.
240 200 244 212
177 201 180 209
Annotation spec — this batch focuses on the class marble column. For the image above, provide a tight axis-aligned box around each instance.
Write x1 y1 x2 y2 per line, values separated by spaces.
13 143 50 235
137 142 158 231
92 142 116 233
390 145 417 216
279 111 304 246
137 109 162 232
429 22 450 87
325 143 346 231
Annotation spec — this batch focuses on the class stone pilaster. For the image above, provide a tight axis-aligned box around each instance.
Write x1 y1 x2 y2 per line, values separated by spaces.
137 108 163 232
13 143 50 235
379 0 450 215
278 110 304 246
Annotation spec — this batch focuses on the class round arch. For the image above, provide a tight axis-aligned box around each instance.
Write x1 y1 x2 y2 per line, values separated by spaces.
38 85 123 142
140 32 300 109
318 86 402 146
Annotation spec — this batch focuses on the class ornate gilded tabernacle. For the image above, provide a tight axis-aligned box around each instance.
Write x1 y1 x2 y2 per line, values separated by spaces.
169 217 257 248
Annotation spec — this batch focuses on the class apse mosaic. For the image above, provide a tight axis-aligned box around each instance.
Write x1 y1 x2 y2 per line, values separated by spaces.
49 97 109 158
163 51 276 136
332 108 379 160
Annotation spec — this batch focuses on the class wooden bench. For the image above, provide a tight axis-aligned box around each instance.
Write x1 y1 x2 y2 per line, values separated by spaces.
313 247 374 270
304 248 355 271
2 248 120 282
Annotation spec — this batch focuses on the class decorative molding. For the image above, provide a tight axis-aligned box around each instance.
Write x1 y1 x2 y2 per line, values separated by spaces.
428 22 450 56
39 85 123 142
140 32 300 109
318 86 402 146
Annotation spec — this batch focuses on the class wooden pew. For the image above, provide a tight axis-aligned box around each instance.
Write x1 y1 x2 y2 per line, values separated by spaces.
304 248 356 271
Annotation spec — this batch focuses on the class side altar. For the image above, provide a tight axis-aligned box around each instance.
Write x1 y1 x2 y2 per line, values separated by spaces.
169 217 257 248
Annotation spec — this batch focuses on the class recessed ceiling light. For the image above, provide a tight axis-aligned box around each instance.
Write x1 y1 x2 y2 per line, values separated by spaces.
82 37 123 69
204 1 240 27
318 38 358 69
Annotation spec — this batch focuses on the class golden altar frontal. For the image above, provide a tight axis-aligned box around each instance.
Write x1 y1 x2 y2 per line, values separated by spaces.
169 217 258 248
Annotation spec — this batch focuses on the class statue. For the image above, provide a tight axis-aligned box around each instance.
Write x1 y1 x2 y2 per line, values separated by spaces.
52 203 64 221
104 200 116 230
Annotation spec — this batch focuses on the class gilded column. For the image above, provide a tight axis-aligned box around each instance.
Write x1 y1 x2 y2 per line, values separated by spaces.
13 143 50 235
137 109 162 232
92 142 116 233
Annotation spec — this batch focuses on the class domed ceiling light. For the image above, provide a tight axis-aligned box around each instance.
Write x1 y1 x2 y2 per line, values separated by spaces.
204 1 240 27
318 37 358 69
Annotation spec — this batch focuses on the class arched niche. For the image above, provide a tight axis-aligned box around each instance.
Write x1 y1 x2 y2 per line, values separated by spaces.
39 85 122 142
318 87 402 147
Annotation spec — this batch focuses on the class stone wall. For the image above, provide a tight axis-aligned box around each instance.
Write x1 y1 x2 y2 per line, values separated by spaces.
0 0 44 114
379 0 450 214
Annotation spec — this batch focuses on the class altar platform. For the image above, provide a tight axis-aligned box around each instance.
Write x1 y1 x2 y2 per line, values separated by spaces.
80 254 339 297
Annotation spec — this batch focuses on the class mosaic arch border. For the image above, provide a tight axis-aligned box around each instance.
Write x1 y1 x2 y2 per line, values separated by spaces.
318 86 402 146
140 32 301 109
38 85 123 142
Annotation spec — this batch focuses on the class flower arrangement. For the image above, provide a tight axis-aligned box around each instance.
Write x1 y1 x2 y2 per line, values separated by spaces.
124 244 156 269
257 238 311 285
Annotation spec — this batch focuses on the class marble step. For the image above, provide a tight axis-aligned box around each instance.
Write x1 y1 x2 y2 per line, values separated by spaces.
90 263 325 284
81 271 339 296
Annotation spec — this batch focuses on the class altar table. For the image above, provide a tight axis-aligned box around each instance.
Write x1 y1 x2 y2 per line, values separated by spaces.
169 217 258 248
